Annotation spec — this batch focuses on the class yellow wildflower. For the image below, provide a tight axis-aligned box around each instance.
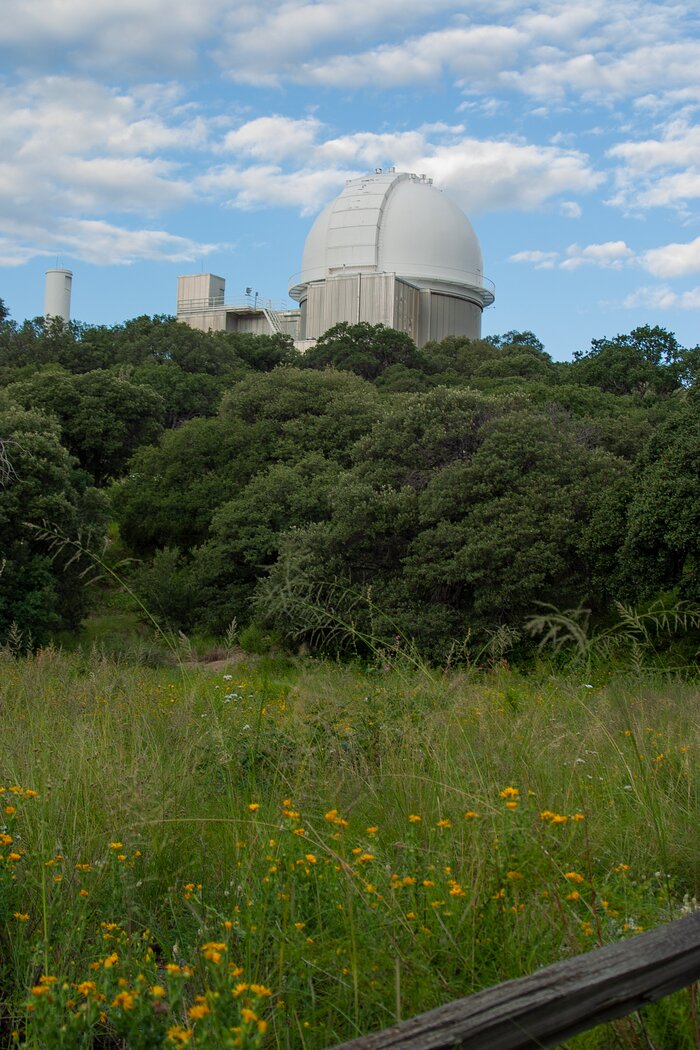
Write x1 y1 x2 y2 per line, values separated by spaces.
111 991 136 1011
166 1026 193 1045
187 1003 210 1021
249 984 271 997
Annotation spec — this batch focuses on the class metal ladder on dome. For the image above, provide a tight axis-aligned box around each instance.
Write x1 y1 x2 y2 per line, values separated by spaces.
262 305 285 336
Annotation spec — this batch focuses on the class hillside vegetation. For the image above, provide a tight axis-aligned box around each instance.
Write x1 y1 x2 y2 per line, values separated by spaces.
0 300 698 662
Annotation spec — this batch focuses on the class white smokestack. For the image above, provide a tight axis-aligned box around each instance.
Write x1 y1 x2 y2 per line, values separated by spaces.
44 268 73 321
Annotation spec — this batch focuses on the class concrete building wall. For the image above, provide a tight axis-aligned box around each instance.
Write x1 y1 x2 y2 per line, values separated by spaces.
181 309 227 332
177 274 225 309
225 313 270 335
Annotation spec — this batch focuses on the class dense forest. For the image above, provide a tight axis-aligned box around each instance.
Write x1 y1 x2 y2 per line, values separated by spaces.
1 296 698 662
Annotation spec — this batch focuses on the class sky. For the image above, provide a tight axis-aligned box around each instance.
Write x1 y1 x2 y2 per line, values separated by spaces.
2 0 700 360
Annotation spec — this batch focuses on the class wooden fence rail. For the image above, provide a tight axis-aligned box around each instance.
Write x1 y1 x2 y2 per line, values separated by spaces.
332 911 700 1050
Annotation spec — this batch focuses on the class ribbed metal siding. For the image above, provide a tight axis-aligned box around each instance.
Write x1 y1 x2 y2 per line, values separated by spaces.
305 284 327 339
357 273 393 326
393 279 420 340
429 294 481 342
324 275 361 330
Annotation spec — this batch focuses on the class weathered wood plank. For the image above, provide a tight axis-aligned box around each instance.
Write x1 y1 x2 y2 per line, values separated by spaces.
331 912 700 1050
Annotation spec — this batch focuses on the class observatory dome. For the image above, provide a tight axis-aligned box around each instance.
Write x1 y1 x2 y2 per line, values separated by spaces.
289 170 494 346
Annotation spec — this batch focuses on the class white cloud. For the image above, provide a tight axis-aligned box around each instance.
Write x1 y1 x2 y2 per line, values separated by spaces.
511 231 700 284
609 118 700 173
0 76 209 231
561 240 633 270
215 0 468 86
503 42 700 102
0 0 226 74
623 284 700 310
56 220 221 265
422 140 602 211
510 249 559 268
201 130 602 215
511 239 634 271
198 165 361 215
0 216 221 268
295 25 524 89
0 74 221 265
559 201 582 217
220 117 323 162
640 236 700 278
608 117 700 211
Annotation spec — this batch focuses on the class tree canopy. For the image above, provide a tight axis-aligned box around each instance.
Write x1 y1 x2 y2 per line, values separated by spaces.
1 294 698 659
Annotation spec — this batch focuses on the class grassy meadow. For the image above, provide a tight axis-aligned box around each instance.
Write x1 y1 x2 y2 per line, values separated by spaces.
1 644 700 1048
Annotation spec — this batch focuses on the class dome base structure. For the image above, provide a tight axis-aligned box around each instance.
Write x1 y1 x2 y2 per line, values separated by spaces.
289 170 494 347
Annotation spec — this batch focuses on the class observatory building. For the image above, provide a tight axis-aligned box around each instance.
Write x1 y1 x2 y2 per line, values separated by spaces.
290 170 494 346
177 170 494 348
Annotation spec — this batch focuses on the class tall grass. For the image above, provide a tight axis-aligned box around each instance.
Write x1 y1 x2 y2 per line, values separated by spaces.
1 650 699 1048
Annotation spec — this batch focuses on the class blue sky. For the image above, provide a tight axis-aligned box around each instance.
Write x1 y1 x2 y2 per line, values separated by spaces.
2 0 700 360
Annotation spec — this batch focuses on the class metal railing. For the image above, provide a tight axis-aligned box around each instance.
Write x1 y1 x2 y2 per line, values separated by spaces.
176 296 294 315
288 268 495 306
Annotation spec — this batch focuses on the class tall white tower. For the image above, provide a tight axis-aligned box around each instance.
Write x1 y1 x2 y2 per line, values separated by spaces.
44 268 73 322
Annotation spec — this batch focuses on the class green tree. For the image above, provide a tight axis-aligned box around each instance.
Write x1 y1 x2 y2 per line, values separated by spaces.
113 367 381 557
0 397 108 646
302 322 424 381
619 399 700 602
256 390 626 659
187 454 342 631
7 370 165 484
569 325 686 398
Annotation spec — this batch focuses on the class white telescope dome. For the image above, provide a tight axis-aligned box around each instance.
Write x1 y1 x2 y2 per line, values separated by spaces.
292 171 493 306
